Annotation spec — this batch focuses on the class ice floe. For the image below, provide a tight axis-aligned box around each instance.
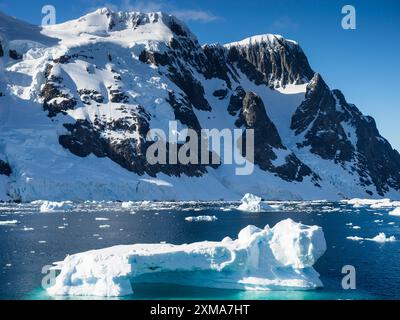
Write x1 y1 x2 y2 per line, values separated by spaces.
185 215 218 222
347 233 396 243
389 207 400 216
0 220 19 225
39 201 73 213
46 218 326 297
237 193 272 212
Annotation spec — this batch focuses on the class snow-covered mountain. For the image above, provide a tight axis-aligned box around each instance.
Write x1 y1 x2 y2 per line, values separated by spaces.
1 8 400 201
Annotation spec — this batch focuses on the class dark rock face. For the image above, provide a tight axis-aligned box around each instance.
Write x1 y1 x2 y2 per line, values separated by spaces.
291 74 354 162
0 159 11 176
40 64 77 117
59 115 217 178
9 49 22 60
227 86 246 116
227 36 314 88
166 92 202 132
0 41 3 57
235 91 317 183
213 89 228 100
291 73 400 195
78 89 104 105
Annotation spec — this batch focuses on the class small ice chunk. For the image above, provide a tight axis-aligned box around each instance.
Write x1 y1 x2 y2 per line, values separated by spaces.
237 193 272 212
40 201 73 213
370 233 396 243
347 233 396 243
389 207 400 216
185 215 218 222
99 225 110 229
121 201 135 209
0 220 19 225
352 226 361 230
347 236 363 241
95 218 109 221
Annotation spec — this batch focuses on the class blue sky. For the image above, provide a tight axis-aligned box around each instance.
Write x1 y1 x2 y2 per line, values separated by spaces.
1 0 400 149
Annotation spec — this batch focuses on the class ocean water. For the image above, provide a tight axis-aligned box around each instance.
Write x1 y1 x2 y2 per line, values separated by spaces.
1 200 400 300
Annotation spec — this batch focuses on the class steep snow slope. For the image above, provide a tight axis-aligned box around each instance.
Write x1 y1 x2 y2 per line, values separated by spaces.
0 8 399 201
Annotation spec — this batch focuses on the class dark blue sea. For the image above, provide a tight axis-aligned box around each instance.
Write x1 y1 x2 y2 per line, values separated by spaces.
1 200 400 300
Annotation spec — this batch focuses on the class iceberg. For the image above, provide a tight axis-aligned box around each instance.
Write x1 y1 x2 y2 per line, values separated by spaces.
389 207 400 216
237 193 272 212
370 233 396 243
46 218 327 297
39 201 73 213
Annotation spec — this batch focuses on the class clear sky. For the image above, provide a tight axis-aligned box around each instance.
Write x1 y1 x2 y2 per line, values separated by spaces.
1 0 400 150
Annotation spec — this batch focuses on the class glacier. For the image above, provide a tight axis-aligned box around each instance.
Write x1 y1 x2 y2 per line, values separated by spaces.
46 218 327 297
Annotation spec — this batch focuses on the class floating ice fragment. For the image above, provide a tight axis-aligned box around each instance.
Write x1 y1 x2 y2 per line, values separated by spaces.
185 215 218 222
46 218 327 297
0 220 19 225
237 193 272 212
389 207 400 216
39 201 73 213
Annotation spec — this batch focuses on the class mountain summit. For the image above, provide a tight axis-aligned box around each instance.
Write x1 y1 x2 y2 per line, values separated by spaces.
1 9 399 201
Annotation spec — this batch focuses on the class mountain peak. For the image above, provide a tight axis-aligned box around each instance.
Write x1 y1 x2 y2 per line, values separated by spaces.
225 34 299 49
41 8 197 47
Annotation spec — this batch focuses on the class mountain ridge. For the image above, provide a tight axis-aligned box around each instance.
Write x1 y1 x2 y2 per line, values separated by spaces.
0 8 399 201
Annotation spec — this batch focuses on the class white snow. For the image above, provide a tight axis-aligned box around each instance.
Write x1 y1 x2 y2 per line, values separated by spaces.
39 201 73 213
237 193 272 212
185 215 218 222
46 218 326 297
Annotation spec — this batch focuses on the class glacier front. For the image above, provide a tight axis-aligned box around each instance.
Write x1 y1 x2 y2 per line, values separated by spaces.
46 218 327 297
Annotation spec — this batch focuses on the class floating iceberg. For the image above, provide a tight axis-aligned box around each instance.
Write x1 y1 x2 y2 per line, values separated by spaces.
370 233 396 243
39 201 73 213
237 193 272 212
185 215 218 222
389 207 400 216
46 218 326 297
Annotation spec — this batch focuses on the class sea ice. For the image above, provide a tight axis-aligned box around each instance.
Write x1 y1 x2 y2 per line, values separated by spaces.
370 233 396 243
347 233 396 243
237 193 272 212
0 220 19 225
185 215 218 222
47 218 327 297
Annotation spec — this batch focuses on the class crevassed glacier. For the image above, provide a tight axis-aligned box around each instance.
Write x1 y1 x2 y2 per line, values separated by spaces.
46 218 327 297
